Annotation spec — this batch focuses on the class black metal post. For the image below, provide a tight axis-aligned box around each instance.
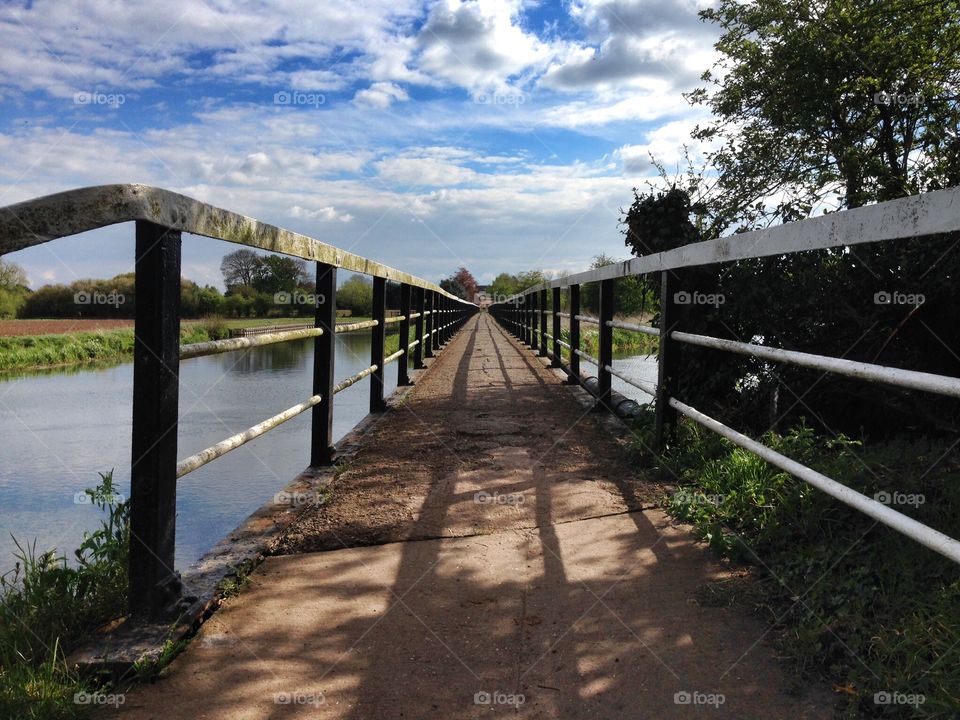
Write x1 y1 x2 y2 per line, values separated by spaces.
413 287 425 369
398 283 412 386
370 277 387 413
442 297 449 343
424 291 434 358
431 292 441 353
130 221 182 619
539 288 548 356
568 284 580 384
311 262 337 466
551 287 561 367
654 271 680 451
597 278 615 410
531 290 539 349
524 293 532 346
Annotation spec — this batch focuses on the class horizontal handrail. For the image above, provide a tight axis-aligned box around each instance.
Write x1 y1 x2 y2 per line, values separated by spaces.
608 320 660 336
333 365 378 394
575 314 600 325
180 328 323 360
670 396 960 565
336 319 379 333
235 322 313 337
605 365 657 395
672 330 960 399
383 349 405 365
0 184 473 303
176 394 322 478
383 316 406 325
574 348 600 366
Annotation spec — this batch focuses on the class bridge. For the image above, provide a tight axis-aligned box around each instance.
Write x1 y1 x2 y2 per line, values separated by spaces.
3 184 960 717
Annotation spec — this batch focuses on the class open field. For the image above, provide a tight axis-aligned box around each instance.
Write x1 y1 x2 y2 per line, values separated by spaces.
0 319 135 337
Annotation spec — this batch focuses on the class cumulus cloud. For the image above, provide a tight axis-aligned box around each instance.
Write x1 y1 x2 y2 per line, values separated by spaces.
416 0 555 93
542 0 718 91
614 114 717 175
353 82 410 108
0 0 727 287
0 0 423 96
289 205 354 222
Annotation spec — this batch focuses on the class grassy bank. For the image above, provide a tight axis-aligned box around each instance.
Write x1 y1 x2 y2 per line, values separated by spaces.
0 317 402 374
0 474 129 719
627 410 960 718
0 324 221 374
579 326 658 356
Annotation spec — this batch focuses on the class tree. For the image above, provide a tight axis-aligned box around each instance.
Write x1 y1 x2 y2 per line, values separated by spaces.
625 0 960 437
0 259 29 318
453 267 479 300
221 249 262 289
689 0 960 229
439 277 468 299
337 275 373 317
251 255 309 295
0 259 27 289
488 273 519 301
515 270 545 290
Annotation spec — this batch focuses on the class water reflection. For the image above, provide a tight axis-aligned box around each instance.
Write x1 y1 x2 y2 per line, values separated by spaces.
0 330 397 575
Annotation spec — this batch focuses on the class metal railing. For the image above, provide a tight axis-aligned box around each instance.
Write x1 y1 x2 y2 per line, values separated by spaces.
490 185 960 566
0 184 478 617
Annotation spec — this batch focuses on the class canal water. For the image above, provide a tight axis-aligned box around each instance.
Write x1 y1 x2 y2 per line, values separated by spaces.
0 332 656 576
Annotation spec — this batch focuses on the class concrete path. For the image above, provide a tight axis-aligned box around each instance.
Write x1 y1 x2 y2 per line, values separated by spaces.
110 314 832 719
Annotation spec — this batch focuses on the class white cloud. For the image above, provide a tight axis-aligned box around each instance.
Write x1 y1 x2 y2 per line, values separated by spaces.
289 205 354 222
614 114 716 175
416 0 556 93
375 156 479 186
542 0 718 92
0 0 424 96
353 82 410 108
0 0 730 288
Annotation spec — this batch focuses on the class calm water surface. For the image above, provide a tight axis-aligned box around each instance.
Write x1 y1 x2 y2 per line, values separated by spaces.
0 332 395 575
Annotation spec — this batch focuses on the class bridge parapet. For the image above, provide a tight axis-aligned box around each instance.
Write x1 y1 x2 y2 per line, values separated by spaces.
490 185 960 566
0 185 478 618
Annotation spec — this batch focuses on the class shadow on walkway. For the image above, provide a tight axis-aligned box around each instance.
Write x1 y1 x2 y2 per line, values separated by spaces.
109 315 832 720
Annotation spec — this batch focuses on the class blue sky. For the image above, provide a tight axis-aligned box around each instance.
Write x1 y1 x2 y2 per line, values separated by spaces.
0 0 719 290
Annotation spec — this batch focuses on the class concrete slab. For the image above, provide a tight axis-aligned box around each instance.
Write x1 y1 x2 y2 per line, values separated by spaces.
109 511 830 719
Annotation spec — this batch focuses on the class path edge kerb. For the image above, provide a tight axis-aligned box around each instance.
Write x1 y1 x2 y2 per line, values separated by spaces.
67 316 480 680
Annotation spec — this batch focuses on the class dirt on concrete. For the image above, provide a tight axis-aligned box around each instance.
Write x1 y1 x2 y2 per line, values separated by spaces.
276 313 664 554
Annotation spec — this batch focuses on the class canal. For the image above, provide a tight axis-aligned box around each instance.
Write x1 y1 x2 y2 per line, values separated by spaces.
0 330 656 575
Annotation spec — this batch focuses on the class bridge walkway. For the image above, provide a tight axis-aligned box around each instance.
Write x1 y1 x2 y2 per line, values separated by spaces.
111 313 831 719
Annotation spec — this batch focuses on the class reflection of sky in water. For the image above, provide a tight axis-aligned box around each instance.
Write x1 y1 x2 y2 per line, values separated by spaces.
0 332 396 574
578 353 659 404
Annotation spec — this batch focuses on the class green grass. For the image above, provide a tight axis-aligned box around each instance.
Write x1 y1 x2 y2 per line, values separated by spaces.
580 326 658 356
0 330 137 372
628 409 960 718
0 324 223 374
0 316 400 374
0 473 129 719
